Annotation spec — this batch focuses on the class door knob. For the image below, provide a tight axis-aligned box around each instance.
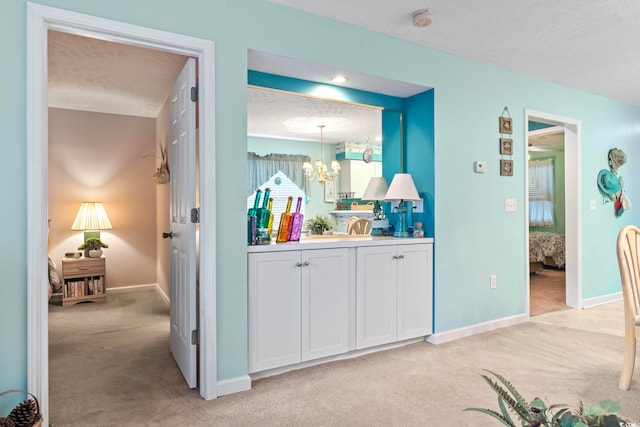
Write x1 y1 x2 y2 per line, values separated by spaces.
162 231 173 239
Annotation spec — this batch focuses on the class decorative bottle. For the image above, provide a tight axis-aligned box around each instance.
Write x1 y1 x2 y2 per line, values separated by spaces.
276 196 294 243
413 221 424 238
288 197 304 242
256 188 271 244
266 198 274 237
247 189 262 245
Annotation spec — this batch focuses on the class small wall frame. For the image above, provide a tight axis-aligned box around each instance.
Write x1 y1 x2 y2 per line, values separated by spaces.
500 159 514 176
324 180 336 202
499 138 513 155
499 117 513 134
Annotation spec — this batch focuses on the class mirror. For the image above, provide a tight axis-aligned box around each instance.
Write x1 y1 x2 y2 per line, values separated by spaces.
247 86 386 231
247 50 430 234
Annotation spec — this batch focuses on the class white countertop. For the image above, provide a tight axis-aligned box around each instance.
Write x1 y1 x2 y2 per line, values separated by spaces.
247 235 434 253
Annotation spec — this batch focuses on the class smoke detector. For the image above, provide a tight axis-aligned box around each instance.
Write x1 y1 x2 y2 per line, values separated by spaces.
412 9 433 27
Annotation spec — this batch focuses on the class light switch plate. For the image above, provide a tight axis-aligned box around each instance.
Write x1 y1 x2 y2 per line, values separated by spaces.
505 198 517 212
590 200 597 211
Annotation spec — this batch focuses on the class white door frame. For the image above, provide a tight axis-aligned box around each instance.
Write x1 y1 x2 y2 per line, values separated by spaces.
524 109 582 313
26 3 217 423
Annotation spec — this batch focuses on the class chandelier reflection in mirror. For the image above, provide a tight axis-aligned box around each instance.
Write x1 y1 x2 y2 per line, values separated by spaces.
303 124 340 184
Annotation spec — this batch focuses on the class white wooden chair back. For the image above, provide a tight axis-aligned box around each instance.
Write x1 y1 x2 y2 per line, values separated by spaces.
616 225 640 390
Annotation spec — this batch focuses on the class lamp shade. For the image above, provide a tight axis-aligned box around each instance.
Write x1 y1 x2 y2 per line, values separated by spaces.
361 177 389 201
71 202 112 230
384 173 420 201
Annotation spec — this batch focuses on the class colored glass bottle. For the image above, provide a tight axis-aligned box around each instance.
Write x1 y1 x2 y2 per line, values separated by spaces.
266 198 274 237
257 188 271 229
276 196 294 243
256 188 271 244
247 189 262 245
288 197 304 242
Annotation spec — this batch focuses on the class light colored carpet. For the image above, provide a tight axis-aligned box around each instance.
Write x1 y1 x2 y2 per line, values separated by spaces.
49 288 640 426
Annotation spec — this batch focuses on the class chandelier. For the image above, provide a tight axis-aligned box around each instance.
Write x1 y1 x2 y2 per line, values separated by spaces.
303 124 340 184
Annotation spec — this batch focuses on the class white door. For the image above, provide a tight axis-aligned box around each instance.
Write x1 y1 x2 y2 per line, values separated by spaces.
356 245 398 349
169 58 197 388
301 248 350 361
248 251 302 373
397 244 433 340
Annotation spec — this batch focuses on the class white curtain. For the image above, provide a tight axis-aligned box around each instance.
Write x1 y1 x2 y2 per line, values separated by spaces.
528 158 555 227
247 152 310 196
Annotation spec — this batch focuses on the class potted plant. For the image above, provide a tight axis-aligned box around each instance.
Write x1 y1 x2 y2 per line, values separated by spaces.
465 370 628 426
305 215 333 235
78 237 108 258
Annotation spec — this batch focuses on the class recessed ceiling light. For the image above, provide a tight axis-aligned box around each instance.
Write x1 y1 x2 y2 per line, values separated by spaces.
332 75 348 84
412 9 433 27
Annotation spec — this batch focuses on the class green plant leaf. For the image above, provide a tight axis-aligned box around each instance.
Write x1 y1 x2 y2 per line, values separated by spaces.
464 408 516 427
573 421 588 427
482 370 532 422
583 406 602 417
599 400 620 414
498 396 515 425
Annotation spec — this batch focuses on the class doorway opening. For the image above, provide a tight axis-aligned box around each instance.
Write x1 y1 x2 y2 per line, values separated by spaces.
524 110 582 316
27 4 217 423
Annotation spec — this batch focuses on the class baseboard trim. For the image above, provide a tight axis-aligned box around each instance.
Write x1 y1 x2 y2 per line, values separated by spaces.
106 283 170 306
106 283 158 292
217 375 251 396
582 292 622 309
426 313 529 345
250 337 426 381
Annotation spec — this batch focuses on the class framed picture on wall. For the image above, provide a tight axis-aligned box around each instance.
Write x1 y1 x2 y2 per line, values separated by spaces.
499 138 513 155
500 159 514 176
324 181 336 202
499 117 513 134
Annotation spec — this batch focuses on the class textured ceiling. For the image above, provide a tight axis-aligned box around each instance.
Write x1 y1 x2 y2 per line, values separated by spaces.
248 87 382 143
48 30 188 118
269 0 640 106
50 1 632 142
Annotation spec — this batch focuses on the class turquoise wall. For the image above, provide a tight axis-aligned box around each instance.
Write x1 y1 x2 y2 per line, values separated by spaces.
3 0 640 394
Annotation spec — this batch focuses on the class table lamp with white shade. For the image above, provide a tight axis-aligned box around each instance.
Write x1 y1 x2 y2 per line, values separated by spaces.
384 173 420 238
71 201 112 245
361 177 389 236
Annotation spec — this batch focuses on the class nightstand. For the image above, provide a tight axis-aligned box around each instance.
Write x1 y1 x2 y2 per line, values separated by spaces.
60 256 106 306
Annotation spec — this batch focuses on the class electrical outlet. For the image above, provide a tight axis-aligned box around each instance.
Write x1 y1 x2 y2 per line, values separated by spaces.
490 275 497 289
505 198 517 212
590 200 597 211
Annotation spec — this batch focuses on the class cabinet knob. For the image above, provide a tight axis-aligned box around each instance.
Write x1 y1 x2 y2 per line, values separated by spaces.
303 261 309 267
392 255 398 260
295 262 302 267
399 254 405 259
162 231 173 239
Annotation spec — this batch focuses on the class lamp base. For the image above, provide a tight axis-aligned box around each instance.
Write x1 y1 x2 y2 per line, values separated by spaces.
393 202 410 238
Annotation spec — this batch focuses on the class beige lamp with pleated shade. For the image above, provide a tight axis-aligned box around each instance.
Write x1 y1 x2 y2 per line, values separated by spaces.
71 202 112 243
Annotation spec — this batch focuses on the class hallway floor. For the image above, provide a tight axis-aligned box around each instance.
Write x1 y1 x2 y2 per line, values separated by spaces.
530 267 567 316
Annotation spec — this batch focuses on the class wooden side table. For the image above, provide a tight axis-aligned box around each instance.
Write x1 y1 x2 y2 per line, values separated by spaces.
60 256 106 306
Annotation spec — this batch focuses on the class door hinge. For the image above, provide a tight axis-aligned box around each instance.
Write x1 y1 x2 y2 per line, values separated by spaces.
191 207 200 224
190 86 199 102
191 329 199 345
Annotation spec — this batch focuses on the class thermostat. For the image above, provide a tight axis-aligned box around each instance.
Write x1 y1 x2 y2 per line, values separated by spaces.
474 161 488 173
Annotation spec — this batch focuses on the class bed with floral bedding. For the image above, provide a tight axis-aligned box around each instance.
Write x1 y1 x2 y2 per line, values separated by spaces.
529 231 565 273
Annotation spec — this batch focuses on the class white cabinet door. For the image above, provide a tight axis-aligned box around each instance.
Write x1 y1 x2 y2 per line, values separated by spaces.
301 248 350 361
356 245 398 349
397 244 433 340
248 251 301 373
